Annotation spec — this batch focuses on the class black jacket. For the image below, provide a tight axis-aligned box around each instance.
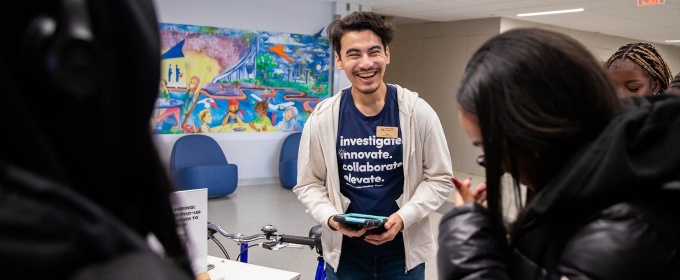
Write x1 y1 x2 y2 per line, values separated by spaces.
0 163 193 280
0 0 193 278
437 94 680 280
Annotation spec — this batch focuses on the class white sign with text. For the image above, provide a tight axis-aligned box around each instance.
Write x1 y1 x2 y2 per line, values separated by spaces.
171 188 208 274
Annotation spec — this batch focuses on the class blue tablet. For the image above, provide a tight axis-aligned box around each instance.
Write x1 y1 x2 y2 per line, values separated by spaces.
333 213 388 228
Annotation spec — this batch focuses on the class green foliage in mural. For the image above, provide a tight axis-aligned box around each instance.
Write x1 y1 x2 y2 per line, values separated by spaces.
256 53 278 80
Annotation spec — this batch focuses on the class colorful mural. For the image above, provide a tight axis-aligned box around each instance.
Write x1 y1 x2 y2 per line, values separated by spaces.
153 22 331 134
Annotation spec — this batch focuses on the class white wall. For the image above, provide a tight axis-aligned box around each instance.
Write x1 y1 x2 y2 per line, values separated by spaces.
499 18 680 71
153 0 331 35
387 18 502 178
151 1 680 186
152 0 335 185
388 17 680 177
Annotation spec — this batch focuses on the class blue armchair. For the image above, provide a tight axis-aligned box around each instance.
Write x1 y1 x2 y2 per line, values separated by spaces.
170 134 238 197
278 132 301 189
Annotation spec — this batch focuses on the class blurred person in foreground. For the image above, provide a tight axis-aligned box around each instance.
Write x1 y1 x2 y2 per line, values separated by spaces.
438 28 680 280
667 72 680 94
0 0 194 279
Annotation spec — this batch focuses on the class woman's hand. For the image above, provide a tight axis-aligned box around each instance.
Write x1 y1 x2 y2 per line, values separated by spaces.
452 177 487 208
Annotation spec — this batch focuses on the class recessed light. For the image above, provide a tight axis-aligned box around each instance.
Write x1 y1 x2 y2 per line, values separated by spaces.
665 40 680 43
517 8 584 17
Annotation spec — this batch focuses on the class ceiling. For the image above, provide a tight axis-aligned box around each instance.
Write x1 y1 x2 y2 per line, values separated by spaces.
313 0 680 47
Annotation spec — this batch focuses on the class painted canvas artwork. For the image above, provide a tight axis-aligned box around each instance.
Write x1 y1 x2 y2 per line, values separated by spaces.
153 22 331 134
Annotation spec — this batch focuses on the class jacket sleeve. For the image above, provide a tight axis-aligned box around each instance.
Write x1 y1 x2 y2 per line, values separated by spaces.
398 98 454 229
439 202 680 280
556 203 680 280
292 101 341 226
437 203 511 280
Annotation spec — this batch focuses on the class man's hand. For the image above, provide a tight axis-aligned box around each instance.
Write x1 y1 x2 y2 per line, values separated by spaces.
328 215 367 237
363 213 403 245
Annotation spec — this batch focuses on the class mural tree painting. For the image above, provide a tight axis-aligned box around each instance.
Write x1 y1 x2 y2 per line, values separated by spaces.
156 22 330 135
256 53 278 81
241 30 256 45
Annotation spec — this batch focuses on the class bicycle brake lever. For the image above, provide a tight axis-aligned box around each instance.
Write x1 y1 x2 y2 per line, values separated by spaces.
270 243 305 251
261 241 278 250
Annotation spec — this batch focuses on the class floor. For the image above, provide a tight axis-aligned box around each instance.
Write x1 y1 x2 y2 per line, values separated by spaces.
206 172 485 280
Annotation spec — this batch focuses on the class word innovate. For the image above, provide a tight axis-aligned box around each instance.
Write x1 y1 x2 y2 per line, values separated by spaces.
339 135 402 149
338 149 392 160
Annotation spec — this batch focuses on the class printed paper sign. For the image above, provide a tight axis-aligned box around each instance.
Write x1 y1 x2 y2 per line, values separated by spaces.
171 188 208 274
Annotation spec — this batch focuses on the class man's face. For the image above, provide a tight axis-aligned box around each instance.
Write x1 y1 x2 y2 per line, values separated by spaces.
334 30 390 95
228 104 238 113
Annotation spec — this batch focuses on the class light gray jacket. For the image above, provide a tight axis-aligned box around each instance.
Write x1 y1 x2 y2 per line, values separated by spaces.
293 84 454 272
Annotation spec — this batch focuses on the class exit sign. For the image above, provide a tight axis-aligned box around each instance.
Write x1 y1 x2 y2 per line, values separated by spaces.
638 0 665 6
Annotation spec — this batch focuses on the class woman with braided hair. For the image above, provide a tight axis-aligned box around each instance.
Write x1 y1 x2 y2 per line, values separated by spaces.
604 42 673 97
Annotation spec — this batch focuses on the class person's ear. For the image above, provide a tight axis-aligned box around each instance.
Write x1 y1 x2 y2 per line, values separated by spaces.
652 79 661 94
335 52 343 70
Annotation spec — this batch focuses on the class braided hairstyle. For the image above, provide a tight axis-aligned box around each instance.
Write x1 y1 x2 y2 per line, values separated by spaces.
604 42 673 93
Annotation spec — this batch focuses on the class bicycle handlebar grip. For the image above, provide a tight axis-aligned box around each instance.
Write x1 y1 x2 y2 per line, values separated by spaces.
280 234 316 247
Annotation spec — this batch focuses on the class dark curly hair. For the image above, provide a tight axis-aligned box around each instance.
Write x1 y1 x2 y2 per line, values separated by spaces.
327 11 395 58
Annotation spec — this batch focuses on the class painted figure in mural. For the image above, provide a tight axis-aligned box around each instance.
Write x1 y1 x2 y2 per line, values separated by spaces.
222 99 245 127
175 64 181 83
158 79 170 100
198 109 215 133
249 101 272 132
154 79 182 130
168 64 173 84
180 62 212 129
262 87 276 103
275 106 298 132
293 11 453 279
604 42 673 97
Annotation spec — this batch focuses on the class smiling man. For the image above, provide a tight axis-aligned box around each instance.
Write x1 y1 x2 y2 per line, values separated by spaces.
292 11 454 280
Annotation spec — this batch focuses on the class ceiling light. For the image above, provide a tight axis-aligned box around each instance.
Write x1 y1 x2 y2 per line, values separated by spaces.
517 8 584 17
665 40 680 43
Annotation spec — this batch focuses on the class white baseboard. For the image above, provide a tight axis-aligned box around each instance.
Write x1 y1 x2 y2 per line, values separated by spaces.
238 177 280 186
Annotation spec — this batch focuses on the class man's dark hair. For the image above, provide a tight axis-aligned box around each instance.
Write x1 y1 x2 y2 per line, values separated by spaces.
327 11 395 57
